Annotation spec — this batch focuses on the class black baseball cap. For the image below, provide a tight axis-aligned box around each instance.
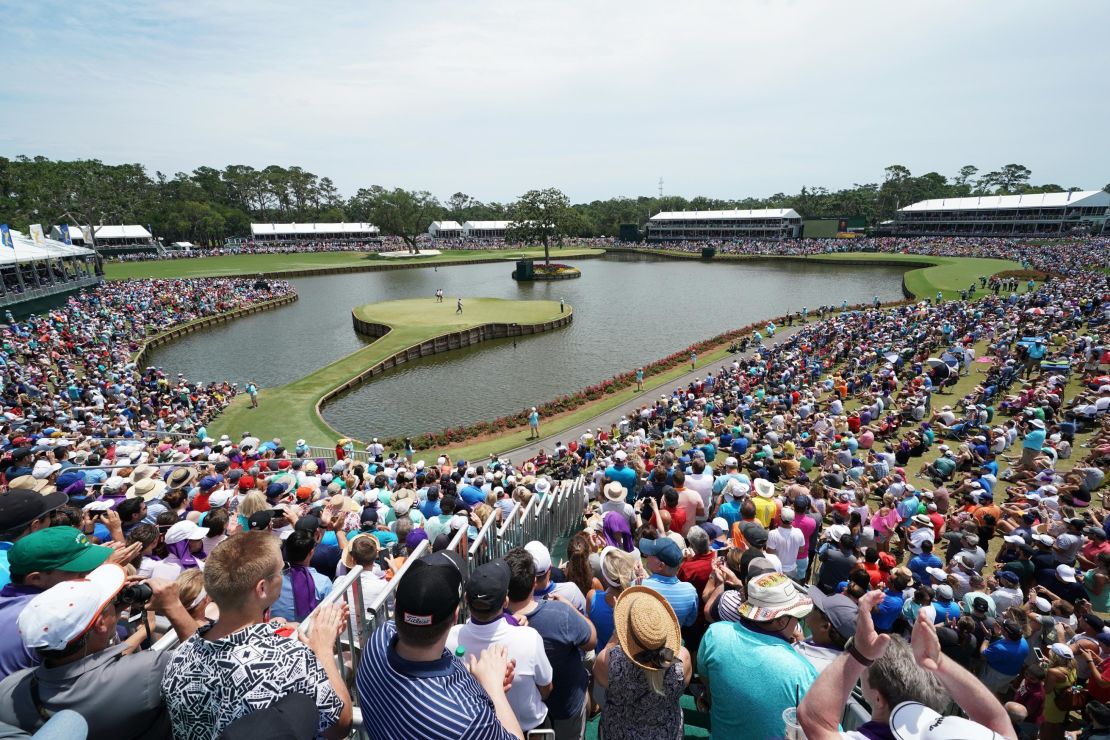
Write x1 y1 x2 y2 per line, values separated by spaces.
294 515 321 533
0 489 69 533
465 559 510 610
248 510 274 531
395 556 463 628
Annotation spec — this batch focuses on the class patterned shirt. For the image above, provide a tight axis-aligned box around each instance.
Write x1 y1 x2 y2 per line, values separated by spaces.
161 621 343 740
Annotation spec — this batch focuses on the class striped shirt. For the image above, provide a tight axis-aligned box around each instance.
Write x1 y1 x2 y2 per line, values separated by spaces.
642 573 699 627
356 621 516 740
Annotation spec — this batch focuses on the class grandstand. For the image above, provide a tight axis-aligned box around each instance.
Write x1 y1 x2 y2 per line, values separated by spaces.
645 208 803 242
0 228 100 309
249 222 381 243
461 220 511 239
895 190 1110 237
427 220 463 239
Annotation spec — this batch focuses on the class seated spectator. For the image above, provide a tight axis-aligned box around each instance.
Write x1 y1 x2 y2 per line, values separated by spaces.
357 549 522 740
698 572 818 740
161 532 352 739
0 564 193 738
593 586 692 740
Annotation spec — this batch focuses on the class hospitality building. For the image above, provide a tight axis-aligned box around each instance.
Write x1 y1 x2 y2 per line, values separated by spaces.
895 190 1110 236
645 209 803 241
427 220 463 239
249 222 380 242
461 220 511 239
1 229 100 311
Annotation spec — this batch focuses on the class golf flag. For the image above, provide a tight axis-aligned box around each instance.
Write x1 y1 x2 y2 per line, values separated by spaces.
59 224 72 245
29 224 44 245
0 225 12 250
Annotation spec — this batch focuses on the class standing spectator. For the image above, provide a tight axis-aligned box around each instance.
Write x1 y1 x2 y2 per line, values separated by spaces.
586 547 636 661
980 620 1030 695
698 572 818 740
271 530 333 622
0 488 70 590
162 532 352 739
816 534 858 595
447 559 553 734
604 451 638 503
0 564 194 738
767 507 805 580
639 536 699 628
506 547 596 740
525 541 586 613
357 549 522 740
593 586 693 740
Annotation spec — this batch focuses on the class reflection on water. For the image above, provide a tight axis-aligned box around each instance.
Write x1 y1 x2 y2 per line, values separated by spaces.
146 254 907 438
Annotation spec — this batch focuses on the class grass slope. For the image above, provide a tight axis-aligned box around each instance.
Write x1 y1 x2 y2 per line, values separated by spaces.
103 247 604 280
207 297 567 443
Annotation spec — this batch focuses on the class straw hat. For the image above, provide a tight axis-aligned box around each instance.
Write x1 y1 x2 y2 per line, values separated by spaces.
612 586 681 672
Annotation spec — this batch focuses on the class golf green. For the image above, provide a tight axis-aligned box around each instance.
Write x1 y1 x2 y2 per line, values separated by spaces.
208 297 570 444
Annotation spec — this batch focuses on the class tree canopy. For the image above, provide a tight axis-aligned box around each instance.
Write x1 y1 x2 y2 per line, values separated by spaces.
0 155 1092 244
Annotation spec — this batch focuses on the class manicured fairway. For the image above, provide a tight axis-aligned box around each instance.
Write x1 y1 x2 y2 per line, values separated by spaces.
207 297 568 444
103 247 604 280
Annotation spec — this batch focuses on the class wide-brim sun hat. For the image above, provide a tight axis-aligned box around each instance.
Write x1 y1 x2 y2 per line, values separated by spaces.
754 478 776 499
889 701 1003 740
613 586 681 672
738 572 813 621
603 481 626 502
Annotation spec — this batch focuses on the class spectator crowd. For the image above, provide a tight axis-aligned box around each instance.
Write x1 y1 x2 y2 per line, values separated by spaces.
0 236 1105 738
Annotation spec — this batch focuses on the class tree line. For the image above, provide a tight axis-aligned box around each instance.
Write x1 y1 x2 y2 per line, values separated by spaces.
0 155 1104 246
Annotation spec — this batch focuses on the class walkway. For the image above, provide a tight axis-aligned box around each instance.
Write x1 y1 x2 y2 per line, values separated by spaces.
499 320 811 463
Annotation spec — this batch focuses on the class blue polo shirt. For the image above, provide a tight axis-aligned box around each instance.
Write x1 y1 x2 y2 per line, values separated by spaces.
642 573 698 627
983 636 1029 676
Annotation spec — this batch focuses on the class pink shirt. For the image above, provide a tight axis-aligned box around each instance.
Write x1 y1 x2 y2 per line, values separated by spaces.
675 488 704 536
793 513 817 558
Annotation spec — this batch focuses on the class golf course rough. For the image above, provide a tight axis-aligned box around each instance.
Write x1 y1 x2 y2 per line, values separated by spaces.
207 297 571 444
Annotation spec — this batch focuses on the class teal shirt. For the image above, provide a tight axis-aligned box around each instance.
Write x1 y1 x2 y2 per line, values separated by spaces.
698 620 818 740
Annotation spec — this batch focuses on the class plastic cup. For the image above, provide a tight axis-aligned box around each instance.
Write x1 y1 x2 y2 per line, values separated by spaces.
782 707 805 740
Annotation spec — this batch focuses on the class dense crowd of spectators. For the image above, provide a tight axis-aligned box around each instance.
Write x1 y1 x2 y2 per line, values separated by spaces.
0 237 1105 738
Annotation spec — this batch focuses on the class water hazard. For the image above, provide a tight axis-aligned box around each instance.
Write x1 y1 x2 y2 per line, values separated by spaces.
146 253 908 439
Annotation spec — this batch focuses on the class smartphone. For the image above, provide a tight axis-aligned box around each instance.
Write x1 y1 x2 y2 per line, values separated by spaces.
1033 647 1045 662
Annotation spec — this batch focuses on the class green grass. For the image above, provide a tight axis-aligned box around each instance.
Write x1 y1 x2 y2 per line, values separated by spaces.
103 247 604 280
207 297 568 444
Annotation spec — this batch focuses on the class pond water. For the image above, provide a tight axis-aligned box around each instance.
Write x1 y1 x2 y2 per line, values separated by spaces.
146 254 908 438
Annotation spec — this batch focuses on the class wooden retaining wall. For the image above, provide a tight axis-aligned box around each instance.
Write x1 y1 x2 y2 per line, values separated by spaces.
132 293 299 367
313 310 575 415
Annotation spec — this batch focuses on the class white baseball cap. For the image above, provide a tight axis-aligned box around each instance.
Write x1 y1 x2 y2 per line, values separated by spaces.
889 701 1003 739
18 564 126 651
165 520 210 545
1055 564 1077 583
524 541 552 574
613 450 628 461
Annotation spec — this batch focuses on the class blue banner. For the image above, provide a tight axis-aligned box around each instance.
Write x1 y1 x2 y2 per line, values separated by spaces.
0 225 12 250
59 224 72 245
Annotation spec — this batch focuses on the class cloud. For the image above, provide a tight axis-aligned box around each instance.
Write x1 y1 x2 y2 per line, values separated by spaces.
2 0 1107 202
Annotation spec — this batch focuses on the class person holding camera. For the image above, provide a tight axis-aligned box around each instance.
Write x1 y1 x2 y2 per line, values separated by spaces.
0 563 195 738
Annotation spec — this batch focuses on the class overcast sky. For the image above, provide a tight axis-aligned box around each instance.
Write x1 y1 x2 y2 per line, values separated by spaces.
2 0 1107 203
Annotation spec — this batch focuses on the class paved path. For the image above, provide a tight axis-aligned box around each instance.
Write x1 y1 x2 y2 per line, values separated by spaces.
499 320 813 464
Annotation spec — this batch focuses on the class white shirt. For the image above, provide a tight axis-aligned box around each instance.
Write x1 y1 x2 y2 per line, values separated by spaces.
990 586 1023 613
447 618 553 730
684 472 715 516
766 525 805 572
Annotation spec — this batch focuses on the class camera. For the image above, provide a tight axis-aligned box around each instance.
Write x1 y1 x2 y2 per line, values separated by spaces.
115 583 153 605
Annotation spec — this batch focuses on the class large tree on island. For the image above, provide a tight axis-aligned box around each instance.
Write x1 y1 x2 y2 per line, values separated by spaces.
349 186 441 254
507 187 571 265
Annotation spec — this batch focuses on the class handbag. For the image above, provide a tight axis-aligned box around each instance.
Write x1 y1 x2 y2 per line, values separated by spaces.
1053 684 1088 713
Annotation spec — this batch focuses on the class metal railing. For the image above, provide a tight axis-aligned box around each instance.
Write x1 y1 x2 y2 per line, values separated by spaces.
150 477 588 736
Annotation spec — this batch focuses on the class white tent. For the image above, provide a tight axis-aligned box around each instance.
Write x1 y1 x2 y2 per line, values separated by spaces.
428 220 462 237
0 230 96 266
250 222 379 237
899 190 1110 212
94 225 152 239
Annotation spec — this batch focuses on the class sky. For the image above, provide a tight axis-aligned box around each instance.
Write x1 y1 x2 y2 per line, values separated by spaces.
1 0 1107 204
